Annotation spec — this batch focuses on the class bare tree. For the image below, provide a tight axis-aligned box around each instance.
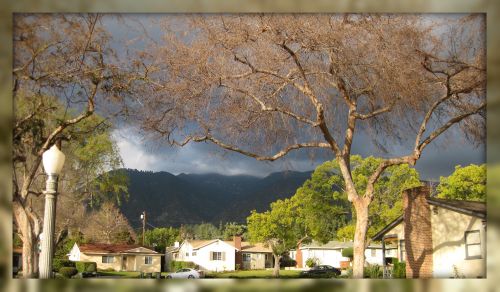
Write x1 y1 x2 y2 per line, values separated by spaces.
12 14 133 277
82 201 136 244
129 14 485 277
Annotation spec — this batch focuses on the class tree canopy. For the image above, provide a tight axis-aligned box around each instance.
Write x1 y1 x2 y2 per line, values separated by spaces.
437 164 486 201
128 14 485 277
247 198 301 277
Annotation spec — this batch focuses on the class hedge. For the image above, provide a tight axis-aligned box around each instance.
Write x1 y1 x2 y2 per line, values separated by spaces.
280 256 297 268
53 259 75 272
169 261 197 271
392 258 406 278
364 264 383 278
59 267 78 278
75 261 97 273
341 247 353 259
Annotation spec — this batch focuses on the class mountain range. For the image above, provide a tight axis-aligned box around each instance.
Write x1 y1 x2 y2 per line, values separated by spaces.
118 169 313 229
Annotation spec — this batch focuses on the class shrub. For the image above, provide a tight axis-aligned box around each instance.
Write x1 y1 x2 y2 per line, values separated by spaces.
392 258 406 278
169 261 198 271
280 256 296 268
364 264 382 278
341 247 353 259
53 259 75 272
75 261 97 273
59 267 78 278
305 257 318 268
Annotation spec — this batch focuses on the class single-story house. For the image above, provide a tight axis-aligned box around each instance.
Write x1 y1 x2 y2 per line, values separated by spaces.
372 186 486 278
239 241 274 270
168 236 273 272
68 243 161 273
289 240 383 269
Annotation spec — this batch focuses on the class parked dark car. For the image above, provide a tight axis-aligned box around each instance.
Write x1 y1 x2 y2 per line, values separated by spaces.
300 265 341 278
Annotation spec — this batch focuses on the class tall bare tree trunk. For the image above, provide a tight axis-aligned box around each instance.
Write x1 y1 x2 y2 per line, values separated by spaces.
13 201 40 278
352 198 369 279
272 254 282 278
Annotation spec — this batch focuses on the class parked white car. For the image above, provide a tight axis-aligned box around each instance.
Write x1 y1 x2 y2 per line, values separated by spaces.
166 268 201 279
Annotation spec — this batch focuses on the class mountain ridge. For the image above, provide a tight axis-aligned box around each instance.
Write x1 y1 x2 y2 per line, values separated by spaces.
117 168 312 228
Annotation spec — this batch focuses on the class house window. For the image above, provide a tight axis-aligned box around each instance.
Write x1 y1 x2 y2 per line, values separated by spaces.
211 251 222 261
465 230 482 259
145 256 153 265
192 251 197 256
399 240 406 262
242 253 251 262
371 249 376 257
186 252 189 257
102 256 114 263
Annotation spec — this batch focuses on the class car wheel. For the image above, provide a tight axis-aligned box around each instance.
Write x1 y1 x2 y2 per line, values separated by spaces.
188 275 194 279
166 275 172 279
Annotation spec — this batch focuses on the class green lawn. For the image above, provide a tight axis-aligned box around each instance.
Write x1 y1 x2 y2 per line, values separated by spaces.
205 269 302 279
97 271 141 278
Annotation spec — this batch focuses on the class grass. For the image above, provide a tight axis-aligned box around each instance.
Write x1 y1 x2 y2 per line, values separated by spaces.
205 269 302 279
97 270 141 278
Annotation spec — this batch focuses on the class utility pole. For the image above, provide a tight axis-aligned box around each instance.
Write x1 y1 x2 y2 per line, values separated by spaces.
141 211 146 246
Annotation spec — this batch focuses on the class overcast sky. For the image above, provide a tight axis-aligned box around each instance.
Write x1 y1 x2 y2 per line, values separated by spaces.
106 14 484 181
113 125 484 180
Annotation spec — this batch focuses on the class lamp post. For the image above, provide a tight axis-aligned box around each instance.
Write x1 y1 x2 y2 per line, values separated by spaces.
39 144 65 279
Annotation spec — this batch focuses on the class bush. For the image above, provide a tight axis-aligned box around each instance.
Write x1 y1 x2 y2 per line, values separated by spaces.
364 264 383 278
392 258 406 278
341 247 353 259
305 257 318 268
59 267 78 278
280 256 297 268
169 261 198 271
75 261 97 273
53 259 75 272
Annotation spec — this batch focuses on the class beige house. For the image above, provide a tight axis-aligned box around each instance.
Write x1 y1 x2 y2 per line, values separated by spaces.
68 243 161 273
239 241 273 270
372 186 486 278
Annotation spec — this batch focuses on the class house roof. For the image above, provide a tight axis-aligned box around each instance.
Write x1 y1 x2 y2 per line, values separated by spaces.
299 240 382 250
166 246 179 253
78 243 158 254
372 198 486 241
427 197 486 218
183 239 239 251
239 242 272 253
179 239 271 253
188 240 219 250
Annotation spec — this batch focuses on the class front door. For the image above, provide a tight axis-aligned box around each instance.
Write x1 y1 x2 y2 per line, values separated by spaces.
122 256 127 271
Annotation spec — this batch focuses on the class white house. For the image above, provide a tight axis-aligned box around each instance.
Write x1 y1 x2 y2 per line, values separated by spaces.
168 236 274 271
372 186 486 278
175 239 238 272
290 241 383 269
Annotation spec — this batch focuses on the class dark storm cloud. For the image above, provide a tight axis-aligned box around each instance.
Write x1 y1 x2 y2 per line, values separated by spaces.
113 124 485 180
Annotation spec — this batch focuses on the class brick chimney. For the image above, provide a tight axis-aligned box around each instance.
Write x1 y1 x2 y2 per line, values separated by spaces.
403 186 433 278
234 235 242 268
295 243 303 268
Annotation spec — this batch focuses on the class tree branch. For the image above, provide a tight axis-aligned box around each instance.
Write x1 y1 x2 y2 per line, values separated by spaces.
173 135 330 162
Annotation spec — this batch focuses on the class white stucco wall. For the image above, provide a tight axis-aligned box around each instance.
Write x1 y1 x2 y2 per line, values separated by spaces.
178 240 236 272
430 206 486 278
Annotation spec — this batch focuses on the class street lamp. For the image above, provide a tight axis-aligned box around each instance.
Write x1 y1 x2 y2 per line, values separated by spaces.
39 144 65 279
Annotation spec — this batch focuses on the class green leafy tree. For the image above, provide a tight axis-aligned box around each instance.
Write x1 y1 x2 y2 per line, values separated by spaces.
136 15 485 278
293 156 421 242
221 222 247 240
437 164 486 201
247 199 302 277
144 227 180 252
